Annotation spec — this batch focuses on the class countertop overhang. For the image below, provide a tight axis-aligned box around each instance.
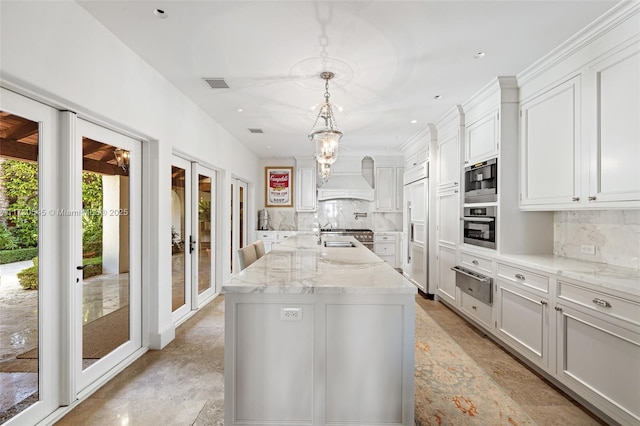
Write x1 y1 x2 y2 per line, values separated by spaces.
223 234 417 295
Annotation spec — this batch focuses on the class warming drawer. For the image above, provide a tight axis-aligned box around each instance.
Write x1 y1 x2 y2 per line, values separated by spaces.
452 265 493 305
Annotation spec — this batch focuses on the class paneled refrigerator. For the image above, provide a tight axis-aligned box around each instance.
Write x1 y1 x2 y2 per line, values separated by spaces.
403 162 430 295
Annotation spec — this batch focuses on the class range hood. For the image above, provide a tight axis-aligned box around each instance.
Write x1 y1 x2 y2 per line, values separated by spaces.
316 157 375 201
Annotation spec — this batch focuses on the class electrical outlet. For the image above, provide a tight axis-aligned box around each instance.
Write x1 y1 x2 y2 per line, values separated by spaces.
280 307 302 321
581 244 596 255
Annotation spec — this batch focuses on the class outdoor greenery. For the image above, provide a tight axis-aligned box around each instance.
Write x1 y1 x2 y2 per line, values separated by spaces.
0 221 17 250
82 172 103 256
16 257 38 290
1 160 38 248
0 247 39 265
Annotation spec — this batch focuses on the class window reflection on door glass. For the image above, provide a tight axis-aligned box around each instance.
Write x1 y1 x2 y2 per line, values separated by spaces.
171 166 186 311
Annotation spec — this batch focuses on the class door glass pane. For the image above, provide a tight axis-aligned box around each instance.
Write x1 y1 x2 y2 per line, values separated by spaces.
0 112 40 420
171 166 186 311
81 138 130 370
198 175 212 295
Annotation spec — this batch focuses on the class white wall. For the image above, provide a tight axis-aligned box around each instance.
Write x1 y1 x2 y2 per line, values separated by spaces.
0 1 260 348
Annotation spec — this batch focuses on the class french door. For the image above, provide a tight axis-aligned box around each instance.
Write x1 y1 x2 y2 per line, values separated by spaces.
75 119 142 393
0 88 60 425
171 157 217 324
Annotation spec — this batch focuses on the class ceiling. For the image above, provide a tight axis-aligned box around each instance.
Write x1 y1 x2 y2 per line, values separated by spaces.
78 1 616 159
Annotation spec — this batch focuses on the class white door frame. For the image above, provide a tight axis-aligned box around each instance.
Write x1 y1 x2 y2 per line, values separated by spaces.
193 163 217 305
171 156 193 323
0 88 62 425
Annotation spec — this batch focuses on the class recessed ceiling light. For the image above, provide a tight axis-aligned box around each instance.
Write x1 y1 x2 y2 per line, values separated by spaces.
434 95 442 100
237 108 243 112
410 120 418 124
474 51 486 59
153 8 168 18
267 145 272 148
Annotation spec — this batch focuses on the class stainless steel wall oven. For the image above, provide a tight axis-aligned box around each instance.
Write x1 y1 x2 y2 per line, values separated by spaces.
462 206 496 249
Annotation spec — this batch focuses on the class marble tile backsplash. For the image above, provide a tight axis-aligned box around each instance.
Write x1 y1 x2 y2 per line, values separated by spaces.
262 200 403 232
554 210 640 269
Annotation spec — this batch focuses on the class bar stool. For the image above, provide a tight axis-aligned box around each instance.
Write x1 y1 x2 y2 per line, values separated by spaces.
253 240 266 259
237 244 257 271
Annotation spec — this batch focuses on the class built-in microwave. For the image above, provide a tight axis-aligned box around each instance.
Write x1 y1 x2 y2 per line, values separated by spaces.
462 206 496 249
464 158 497 203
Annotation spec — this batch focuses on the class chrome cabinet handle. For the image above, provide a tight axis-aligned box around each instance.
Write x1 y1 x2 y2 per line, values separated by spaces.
592 298 611 308
588 196 597 201
572 197 580 202
515 273 525 280
472 260 479 265
540 300 548 306
554 306 562 312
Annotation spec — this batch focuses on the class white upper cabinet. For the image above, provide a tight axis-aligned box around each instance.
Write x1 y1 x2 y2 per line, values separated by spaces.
520 75 582 208
586 41 640 205
435 106 464 190
464 109 499 166
519 4 640 210
375 166 396 211
295 158 317 212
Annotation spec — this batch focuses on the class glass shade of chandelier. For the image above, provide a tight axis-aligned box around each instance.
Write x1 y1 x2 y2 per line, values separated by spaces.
308 71 342 165
318 162 331 182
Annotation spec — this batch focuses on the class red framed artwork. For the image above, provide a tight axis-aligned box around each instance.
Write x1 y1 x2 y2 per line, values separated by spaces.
265 166 294 208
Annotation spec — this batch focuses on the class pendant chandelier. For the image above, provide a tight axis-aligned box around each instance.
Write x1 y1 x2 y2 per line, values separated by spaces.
309 71 342 166
318 162 331 182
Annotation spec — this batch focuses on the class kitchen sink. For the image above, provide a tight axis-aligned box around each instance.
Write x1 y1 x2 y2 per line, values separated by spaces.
324 241 356 248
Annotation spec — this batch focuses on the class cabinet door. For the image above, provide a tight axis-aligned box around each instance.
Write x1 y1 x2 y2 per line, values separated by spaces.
296 166 316 212
520 75 581 208
436 245 457 305
437 188 460 246
556 305 640 424
587 42 640 206
496 281 549 368
465 110 498 165
375 166 395 211
437 131 460 189
395 167 404 211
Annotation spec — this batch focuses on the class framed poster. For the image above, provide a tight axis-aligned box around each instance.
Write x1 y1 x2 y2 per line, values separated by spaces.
265 166 294 207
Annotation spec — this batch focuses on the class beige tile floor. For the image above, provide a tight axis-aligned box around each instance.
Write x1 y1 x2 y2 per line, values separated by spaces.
53 295 606 426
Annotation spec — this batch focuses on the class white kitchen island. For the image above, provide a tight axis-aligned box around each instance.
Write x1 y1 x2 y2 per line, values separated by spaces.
222 234 417 426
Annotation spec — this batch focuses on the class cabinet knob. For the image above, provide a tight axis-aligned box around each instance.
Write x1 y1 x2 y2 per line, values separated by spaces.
554 306 562 312
588 196 597 201
515 273 525 280
572 197 580 202
472 260 479 265
454 190 459 193
472 305 477 310
540 300 548 306
454 182 459 185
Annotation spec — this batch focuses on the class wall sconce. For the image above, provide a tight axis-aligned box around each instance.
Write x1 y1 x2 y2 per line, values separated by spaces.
114 148 129 172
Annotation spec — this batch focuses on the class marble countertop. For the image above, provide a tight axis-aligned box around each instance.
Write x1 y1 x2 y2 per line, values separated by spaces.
223 234 417 295
497 254 640 298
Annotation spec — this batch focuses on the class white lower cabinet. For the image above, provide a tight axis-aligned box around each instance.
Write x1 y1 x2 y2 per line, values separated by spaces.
459 290 492 329
496 280 549 369
254 231 299 253
436 245 457 304
374 232 400 268
556 279 640 425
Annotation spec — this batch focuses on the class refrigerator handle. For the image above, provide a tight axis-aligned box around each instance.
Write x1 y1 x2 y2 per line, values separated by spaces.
410 223 414 242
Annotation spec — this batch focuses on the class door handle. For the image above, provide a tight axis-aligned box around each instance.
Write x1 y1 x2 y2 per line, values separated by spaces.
76 265 87 270
189 235 196 254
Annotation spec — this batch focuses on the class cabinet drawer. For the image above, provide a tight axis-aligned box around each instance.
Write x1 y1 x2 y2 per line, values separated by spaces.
460 252 493 275
378 255 396 266
460 291 492 329
277 232 297 240
375 243 396 254
497 263 549 294
374 233 396 242
256 232 278 241
558 281 640 327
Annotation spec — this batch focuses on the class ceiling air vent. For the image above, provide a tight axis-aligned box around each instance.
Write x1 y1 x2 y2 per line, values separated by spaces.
203 78 229 89
248 128 264 134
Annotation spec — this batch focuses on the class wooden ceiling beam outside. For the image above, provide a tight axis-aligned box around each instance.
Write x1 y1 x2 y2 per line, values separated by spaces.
0 138 38 162
0 120 38 140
